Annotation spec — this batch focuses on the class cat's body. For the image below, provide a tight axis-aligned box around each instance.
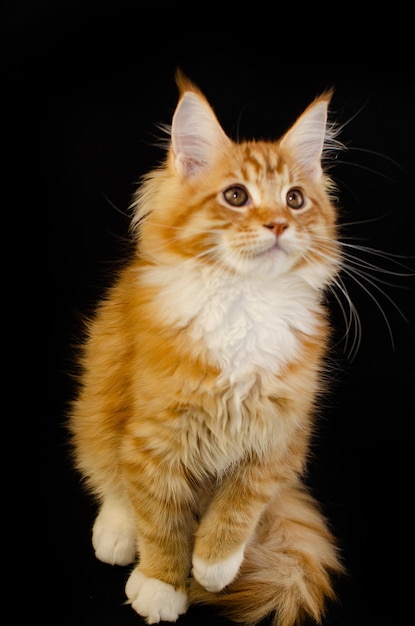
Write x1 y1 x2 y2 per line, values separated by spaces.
69 71 344 626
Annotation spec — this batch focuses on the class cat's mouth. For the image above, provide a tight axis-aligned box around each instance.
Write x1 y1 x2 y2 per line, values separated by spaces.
272 238 288 252
243 240 295 275
245 235 290 259
261 239 289 257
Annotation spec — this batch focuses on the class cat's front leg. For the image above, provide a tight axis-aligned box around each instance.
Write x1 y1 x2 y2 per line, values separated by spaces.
192 459 277 592
123 469 196 623
125 512 193 624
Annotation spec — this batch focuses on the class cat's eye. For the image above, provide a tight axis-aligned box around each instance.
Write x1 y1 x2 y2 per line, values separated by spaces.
286 188 305 210
223 185 250 207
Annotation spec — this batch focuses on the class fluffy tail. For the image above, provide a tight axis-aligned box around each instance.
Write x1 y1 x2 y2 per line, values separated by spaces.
189 487 344 626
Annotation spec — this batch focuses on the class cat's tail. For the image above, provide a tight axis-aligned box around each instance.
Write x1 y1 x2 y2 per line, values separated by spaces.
189 487 344 626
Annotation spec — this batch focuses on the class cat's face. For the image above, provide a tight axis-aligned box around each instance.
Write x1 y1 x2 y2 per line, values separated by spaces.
134 80 342 290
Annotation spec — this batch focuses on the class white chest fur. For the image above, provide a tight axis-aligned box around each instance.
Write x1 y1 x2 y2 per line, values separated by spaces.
143 263 321 387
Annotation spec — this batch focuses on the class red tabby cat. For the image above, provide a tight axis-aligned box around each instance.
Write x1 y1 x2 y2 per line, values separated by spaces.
69 70 345 625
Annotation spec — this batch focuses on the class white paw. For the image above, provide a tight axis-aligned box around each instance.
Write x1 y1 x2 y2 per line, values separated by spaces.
92 505 137 566
192 544 245 592
125 570 187 624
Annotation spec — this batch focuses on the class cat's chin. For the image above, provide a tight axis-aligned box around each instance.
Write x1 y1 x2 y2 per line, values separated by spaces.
227 248 294 279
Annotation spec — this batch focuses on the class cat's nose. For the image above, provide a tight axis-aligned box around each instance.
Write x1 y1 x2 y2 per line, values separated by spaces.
263 221 288 237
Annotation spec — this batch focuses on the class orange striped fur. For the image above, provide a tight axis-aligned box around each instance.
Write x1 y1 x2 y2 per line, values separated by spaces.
69 70 344 625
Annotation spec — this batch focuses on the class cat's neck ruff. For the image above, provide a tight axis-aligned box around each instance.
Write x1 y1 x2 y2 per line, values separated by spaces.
141 261 322 386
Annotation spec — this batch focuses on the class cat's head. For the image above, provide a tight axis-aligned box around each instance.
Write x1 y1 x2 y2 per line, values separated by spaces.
131 70 343 290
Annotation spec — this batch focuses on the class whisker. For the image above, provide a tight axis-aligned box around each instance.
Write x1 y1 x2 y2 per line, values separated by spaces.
335 159 396 182
317 235 415 270
343 262 409 320
339 256 414 286
339 266 404 352
303 238 362 360
339 244 413 285
345 146 406 174
339 210 403 229
328 276 362 360
334 98 370 133
310 234 414 357
340 241 415 261
102 194 131 219
303 243 361 359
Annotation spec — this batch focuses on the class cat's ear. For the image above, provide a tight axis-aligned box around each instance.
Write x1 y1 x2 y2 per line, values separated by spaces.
171 75 231 178
280 92 333 181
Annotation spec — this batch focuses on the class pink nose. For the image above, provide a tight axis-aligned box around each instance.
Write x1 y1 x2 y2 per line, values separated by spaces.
264 221 288 237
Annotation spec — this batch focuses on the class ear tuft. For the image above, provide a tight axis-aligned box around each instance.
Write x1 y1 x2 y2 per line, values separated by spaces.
174 67 202 97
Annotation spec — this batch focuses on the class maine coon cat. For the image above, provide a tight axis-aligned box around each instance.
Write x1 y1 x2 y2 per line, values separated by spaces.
69 70 345 626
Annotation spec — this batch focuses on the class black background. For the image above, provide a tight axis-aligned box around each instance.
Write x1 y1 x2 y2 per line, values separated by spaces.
6 3 414 625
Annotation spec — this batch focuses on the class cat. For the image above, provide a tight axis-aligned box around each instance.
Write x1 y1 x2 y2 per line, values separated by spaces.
69 69 346 626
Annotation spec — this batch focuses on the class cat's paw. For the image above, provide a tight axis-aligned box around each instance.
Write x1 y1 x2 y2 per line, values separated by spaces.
125 569 187 624
92 507 137 566
192 544 245 592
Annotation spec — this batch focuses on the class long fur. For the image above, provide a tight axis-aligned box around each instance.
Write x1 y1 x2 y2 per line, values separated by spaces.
69 70 345 625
